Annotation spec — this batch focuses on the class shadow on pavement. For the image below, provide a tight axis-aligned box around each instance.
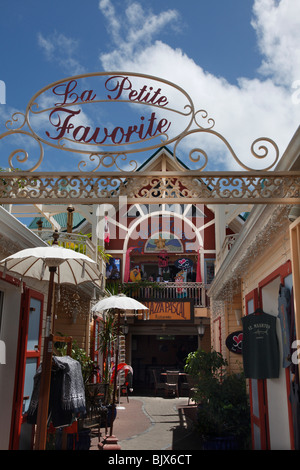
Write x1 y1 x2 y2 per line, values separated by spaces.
172 405 202 451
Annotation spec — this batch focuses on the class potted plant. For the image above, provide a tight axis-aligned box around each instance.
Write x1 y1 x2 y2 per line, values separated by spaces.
97 308 118 387
184 349 251 450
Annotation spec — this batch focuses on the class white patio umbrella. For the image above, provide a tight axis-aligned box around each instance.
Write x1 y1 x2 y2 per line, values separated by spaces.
0 238 99 450
0 245 100 285
92 294 148 436
91 294 149 317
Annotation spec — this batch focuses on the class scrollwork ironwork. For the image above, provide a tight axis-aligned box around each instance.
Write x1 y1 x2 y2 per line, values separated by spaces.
0 72 281 175
173 128 279 172
0 127 44 172
0 171 299 204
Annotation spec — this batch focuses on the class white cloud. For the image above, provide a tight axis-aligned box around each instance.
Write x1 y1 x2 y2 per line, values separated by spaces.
252 0 300 86
99 0 180 65
37 31 86 76
98 0 300 171
98 0 122 45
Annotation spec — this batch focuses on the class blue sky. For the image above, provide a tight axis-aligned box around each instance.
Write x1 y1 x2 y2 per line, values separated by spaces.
0 0 299 173
0 0 259 96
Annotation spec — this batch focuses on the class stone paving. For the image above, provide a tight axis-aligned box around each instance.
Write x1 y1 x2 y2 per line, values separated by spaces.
90 395 200 451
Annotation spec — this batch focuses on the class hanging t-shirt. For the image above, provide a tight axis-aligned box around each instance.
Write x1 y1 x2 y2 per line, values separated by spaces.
241 312 280 379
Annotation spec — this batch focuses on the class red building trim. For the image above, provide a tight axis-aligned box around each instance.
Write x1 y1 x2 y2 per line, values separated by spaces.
246 259 294 450
9 287 44 450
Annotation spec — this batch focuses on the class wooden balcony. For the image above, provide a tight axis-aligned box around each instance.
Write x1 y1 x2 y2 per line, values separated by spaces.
124 282 209 308
32 229 105 272
215 233 238 273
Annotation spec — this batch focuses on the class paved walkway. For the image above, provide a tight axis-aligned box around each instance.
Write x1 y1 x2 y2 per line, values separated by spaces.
90 396 200 451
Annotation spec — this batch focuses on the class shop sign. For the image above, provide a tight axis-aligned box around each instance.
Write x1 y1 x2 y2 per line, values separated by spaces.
2 70 282 180
225 330 243 354
174 258 193 270
143 301 192 321
26 72 194 157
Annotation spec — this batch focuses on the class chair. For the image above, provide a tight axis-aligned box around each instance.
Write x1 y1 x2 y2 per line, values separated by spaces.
180 375 190 397
152 369 165 396
118 382 129 402
186 374 198 405
165 371 179 397
83 383 109 445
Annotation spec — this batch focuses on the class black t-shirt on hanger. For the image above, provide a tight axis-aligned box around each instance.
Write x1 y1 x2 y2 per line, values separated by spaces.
242 311 280 379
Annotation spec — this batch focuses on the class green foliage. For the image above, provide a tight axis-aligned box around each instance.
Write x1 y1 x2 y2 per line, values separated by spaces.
55 338 95 385
105 280 163 297
97 311 118 355
80 232 111 262
123 280 162 293
185 349 227 379
184 349 251 445
185 349 228 414
63 231 111 262
196 372 250 441
105 281 122 296
97 311 118 383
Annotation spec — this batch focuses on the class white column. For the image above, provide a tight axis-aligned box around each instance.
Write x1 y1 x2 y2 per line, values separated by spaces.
92 204 100 262
213 205 226 273
214 205 226 255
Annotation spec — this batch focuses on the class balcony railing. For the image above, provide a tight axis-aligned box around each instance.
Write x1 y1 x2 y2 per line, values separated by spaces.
215 233 238 273
32 229 106 272
124 282 209 308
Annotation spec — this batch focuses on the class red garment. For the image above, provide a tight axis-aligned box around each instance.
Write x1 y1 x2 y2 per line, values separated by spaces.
196 247 202 282
104 216 110 244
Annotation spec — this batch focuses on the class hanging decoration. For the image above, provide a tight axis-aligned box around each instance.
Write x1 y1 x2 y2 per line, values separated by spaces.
196 247 202 282
129 266 141 282
158 250 169 268
225 331 243 354
175 270 187 296
110 363 133 385
104 215 110 244
174 257 193 270
124 247 136 283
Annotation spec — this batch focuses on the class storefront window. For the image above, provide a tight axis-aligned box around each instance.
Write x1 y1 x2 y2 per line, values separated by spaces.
205 259 215 284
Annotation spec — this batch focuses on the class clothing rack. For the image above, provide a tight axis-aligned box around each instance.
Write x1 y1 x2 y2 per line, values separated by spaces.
34 334 73 450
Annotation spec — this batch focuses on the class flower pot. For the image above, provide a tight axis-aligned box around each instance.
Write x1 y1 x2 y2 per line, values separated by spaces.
55 428 91 450
106 405 117 425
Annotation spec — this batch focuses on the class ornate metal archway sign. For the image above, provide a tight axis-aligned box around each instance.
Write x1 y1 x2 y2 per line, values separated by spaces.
0 71 299 204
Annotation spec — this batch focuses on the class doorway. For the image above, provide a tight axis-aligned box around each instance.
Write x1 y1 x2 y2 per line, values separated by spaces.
131 334 198 391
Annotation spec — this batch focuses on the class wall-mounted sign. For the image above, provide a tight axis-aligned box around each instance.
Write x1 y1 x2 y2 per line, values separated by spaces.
225 330 243 354
174 258 193 270
143 301 192 321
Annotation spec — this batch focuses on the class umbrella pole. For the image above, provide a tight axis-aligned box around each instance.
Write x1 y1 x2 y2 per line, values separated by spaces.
34 266 56 450
110 309 120 436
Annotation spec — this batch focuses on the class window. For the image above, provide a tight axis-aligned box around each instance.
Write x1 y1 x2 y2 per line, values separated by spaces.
205 259 215 284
